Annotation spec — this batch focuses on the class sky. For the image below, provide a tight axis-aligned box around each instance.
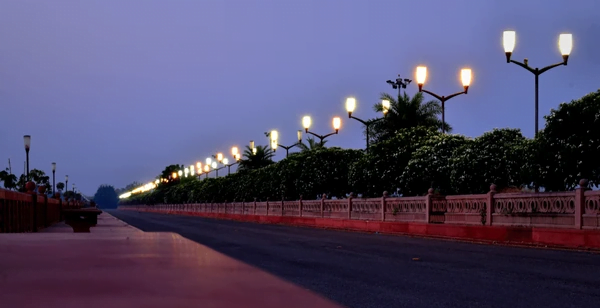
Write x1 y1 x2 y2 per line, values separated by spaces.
1 0 599 196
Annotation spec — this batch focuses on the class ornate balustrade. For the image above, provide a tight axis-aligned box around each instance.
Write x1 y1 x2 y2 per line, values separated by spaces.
120 180 600 230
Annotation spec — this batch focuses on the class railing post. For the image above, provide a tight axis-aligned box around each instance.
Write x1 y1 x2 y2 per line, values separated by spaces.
320 194 325 218
299 195 303 217
348 193 353 220
266 198 269 216
425 188 433 223
486 184 496 226
575 179 588 229
31 193 38 232
253 198 257 215
43 194 48 228
281 197 285 216
381 191 388 222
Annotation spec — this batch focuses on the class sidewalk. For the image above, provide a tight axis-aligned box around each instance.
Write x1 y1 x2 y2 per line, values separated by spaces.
0 212 343 308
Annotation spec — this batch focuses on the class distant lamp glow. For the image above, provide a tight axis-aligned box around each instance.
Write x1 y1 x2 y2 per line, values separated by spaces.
235 153 241 161
302 116 311 132
503 30 516 62
172 172 177 179
297 130 302 142
345 97 356 117
461 69 472 92
231 146 238 156
250 140 255 150
270 130 278 142
381 99 390 115
190 165 195 174
271 141 277 151
252 147 257 155
332 117 341 132
196 162 201 169
155 179 159 184
217 153 223 162
211 161 217 169
178 170 183 176
222 158 229 165
559 33 572 63
416 66 427 90
206 157 212 165
204 165 209 172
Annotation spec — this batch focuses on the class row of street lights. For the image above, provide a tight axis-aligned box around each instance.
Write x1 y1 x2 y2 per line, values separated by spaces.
21 135 71 195
122 30 574 198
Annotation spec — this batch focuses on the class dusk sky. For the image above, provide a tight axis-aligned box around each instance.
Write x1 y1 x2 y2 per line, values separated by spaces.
1 0 599 196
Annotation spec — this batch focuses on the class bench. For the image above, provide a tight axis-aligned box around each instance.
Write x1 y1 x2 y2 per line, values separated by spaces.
61 208 103 232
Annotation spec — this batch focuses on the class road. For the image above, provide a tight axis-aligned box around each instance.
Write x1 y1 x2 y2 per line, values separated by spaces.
108 210 600 308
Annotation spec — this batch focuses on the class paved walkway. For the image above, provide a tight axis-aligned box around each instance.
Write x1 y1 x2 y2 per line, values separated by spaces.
0 212 343 308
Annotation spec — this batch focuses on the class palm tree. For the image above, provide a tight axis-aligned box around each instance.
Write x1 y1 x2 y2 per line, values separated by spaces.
297 137 328 152
367 91 450 144
238 145 275 171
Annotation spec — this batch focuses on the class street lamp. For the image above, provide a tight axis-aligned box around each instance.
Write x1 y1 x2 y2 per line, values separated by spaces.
502 30 573 136
386 75 412 97
249 140 257 155
416 66 472 134
265 129 302 157
211 153 226 177
345 97 390 153
23 135 31 181
65 175 69 192
302 116 341 145
203 165 210 178
223 146 242 175
51 162 56 195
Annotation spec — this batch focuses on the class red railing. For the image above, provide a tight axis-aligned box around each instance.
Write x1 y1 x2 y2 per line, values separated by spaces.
120 181 600 230
0 188 83 233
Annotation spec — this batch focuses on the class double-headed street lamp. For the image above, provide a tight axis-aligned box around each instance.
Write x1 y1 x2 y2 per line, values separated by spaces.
345 97 390 153
51 162 56 195
267 130 302 157
502 30 573 136
302 116 341 145
415 66 472 134
223 146 242 174
23 135 31 181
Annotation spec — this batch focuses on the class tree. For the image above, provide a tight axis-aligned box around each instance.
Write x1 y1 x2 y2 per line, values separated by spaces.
400 133 470 196
238 145 274 171
93 184 119 208
160 164 184 181
57 182 65 191
449 128 534 194
297 137 328 152
0 169 18 190
14 169 50 192
537 89 600 191
367 92 450 144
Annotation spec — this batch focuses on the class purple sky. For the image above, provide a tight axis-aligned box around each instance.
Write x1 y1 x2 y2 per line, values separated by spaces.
1 0 599 195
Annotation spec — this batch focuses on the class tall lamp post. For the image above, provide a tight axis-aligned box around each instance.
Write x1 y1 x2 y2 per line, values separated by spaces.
415 66 472 134
51 162 56 195
266 130 302 157
345 97 390 153
65 175 69 192
502 31 573 136
386 75 412 97
23 135 31 181
302 116 341 145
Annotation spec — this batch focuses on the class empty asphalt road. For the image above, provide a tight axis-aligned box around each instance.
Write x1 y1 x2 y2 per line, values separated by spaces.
108 210 600 308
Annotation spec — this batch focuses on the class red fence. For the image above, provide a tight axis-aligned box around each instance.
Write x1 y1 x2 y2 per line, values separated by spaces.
0 188 83 233
119 183 600 230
